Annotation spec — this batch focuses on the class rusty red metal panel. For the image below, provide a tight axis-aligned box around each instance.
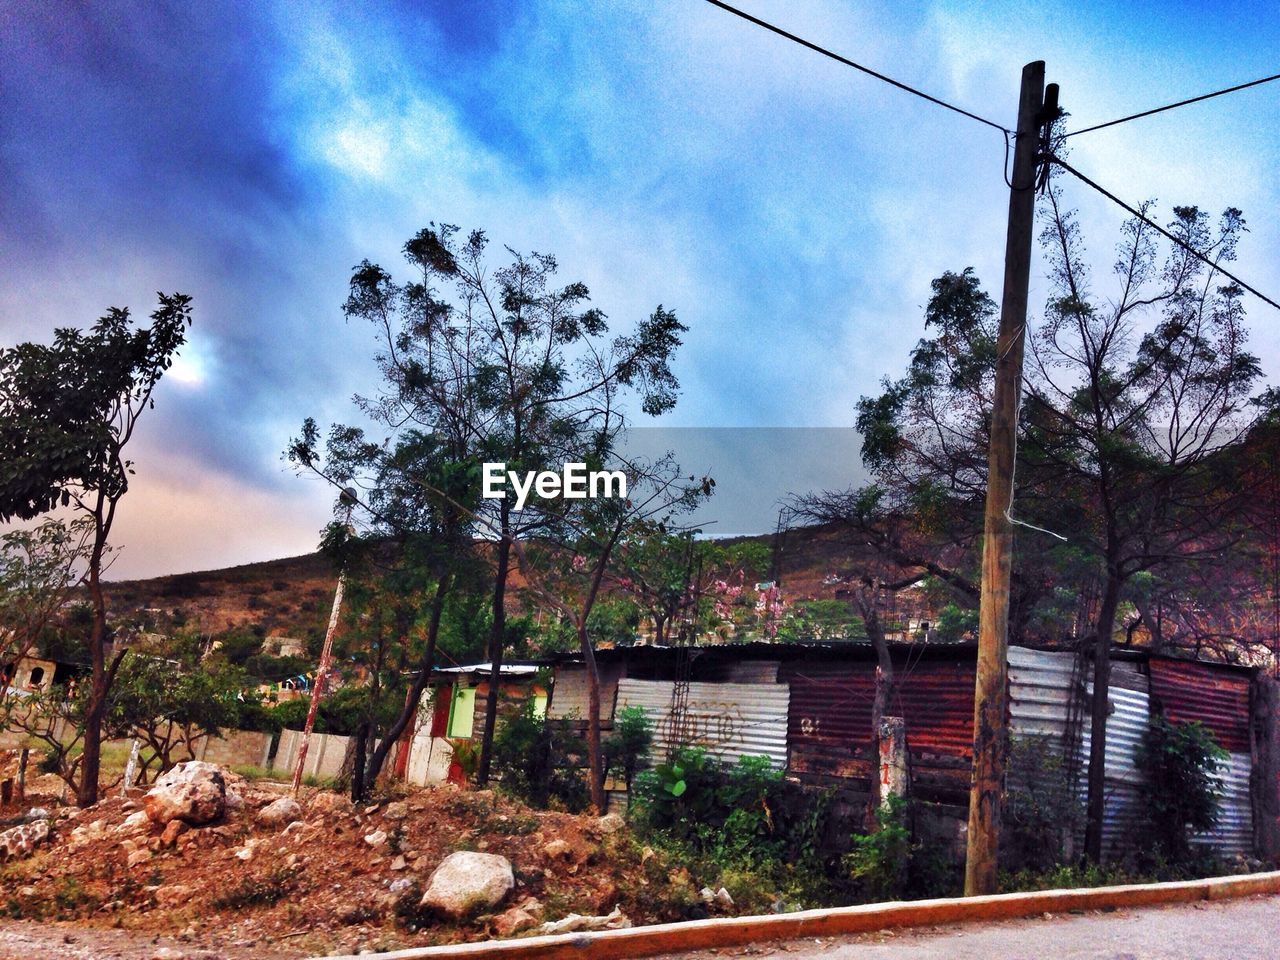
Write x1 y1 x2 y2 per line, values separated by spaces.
1148 657 1252 753
784 656 976 757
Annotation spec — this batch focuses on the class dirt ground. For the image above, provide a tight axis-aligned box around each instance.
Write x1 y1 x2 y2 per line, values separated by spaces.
0 766 709 959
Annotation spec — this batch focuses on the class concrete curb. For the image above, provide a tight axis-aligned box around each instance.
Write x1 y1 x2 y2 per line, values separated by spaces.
318 870 1280 960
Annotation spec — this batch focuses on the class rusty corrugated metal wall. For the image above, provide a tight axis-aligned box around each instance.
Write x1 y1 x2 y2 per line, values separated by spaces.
782 654 975 804
1080 663 1150 863
1149 657 1254 859
1148 658 1252 752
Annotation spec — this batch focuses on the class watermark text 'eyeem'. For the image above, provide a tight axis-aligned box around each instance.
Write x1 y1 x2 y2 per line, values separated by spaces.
481 463 627 510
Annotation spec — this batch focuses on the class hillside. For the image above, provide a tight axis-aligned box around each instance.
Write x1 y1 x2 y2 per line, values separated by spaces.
97 523 933 644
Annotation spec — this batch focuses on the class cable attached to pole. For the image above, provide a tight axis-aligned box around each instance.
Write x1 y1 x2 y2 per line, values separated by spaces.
703 0 1011 135
1048 155 1280 312
1065 72 1280 138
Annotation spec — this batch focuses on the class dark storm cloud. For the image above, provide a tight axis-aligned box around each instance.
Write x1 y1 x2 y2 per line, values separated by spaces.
0 1 363 489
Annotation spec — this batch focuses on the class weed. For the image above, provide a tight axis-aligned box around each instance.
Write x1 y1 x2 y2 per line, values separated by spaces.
212 865 302 909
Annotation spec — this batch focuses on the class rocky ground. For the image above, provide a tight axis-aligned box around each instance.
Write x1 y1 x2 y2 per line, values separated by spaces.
0 762 715 958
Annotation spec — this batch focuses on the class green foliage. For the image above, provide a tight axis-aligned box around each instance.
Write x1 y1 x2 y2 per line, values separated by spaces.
214 629 264 665
634 748 835 903
844 796 958 902
113 652 247 779
0 294 192 523
491 698 589 812
603 705 653 800
1002 736 1084 871
1137 716 1227 864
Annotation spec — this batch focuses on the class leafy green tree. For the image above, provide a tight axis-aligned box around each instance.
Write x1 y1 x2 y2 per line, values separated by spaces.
0 294 192 805
1137 717 1227 865
112 654 245 782
0 518 91 707
604 704 653 802
298 223 687 792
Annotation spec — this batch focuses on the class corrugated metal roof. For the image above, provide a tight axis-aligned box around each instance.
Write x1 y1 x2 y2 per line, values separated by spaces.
615 678 791 769
1148 657 1252 753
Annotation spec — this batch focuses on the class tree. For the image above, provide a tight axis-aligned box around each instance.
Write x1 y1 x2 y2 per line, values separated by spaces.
815 192 1263 862
1025 191 1261 861
0 518 91 709
0 294 192 805
509 456 708 812
315 223 686 789
112 653 245 783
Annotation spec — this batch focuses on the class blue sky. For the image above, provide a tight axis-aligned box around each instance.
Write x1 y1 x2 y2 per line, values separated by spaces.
2 1 1278 578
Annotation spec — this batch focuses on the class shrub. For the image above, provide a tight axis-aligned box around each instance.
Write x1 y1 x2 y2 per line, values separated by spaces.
844 796 958 903
490 698 589 812
603 705 653 803
1002 735 1083 871
1136 716 1227 865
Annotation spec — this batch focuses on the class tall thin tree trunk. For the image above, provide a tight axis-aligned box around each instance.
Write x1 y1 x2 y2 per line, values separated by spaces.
364 576 450 786
862 593 895 828
1083 570 1122 862
77 532 108 807
580 620 607 814
476 511 511 786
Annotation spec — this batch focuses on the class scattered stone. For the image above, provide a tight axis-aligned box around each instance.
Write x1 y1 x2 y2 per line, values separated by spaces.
127 849 152 868
256 797 303 829
160 819 188 849
363 804 381 815
224 788 245 814
364 829 388 848
537 906 630 935
543 839 572 860
390 855 408 871
640 846 655 864
715 887 734 908
154 884 194 909
21 807 51 822
491 906 539 937
383 801 409 821
121 810 151 831
234 843 256 862
152 947 187 959
0 819 50 861
143 761 227 826
309 792 348 815
419 851 514 919
595 813 625 835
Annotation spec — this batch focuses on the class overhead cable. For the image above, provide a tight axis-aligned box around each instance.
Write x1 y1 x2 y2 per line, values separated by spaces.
703 0 1011 135
1049 155 1280 312
1065 73 1280 138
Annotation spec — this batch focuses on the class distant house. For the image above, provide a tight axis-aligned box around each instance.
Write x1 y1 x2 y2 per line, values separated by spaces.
398 662 547 786
1 654 57 696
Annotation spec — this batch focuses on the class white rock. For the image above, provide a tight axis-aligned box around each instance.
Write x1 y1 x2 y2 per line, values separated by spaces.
143 762 227 826
538 906 631 934
122 810 151 830
419 851 514 919
364 829 388 848
256 797 303 829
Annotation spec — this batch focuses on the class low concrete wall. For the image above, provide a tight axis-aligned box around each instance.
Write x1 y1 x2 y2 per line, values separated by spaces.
271 728 351 781
193 729 273 769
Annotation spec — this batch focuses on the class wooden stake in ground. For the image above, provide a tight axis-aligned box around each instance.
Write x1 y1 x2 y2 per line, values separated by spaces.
964 60 1047 897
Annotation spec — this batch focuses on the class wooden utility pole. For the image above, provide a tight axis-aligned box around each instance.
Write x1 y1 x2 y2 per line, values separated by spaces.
292 492 356 795
964 60 1048 896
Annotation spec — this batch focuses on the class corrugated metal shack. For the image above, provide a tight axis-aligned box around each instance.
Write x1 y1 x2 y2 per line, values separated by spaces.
546 641 1270 861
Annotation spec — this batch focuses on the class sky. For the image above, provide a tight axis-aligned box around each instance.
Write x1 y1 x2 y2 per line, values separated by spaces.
2 0 1278 579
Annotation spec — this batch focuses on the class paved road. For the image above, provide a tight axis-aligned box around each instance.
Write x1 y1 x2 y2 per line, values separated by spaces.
665 895 1280 960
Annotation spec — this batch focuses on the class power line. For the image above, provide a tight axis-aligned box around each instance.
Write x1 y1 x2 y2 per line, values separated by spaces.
1049 155 1280 312
703 0 1011 135
1065 73 1280 139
